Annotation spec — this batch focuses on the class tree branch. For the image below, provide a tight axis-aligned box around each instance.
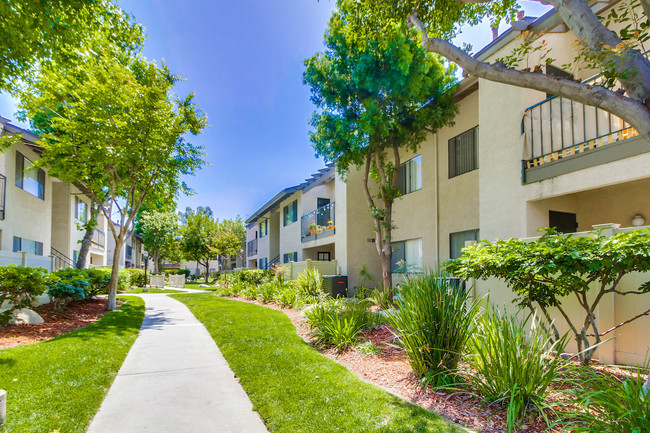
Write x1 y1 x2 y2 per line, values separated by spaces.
588 306 650 337
406 13 650 142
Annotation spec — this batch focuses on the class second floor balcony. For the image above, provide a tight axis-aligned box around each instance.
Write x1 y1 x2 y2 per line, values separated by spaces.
247 238 258 256
91 229 105 249
521 77 641 184
302 202 335 242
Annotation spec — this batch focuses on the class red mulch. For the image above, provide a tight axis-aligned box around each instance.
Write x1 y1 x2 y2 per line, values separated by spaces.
225 295 644 433
0 298 112 349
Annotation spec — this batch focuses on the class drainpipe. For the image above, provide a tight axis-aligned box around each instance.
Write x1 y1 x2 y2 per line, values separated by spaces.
434 133 440 265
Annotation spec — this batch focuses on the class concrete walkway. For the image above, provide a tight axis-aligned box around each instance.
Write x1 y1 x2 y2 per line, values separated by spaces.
86 294 268 433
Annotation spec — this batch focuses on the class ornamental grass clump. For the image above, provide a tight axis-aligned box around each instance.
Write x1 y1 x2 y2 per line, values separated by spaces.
465 310 568 432
304 298 376 351
559 364 650 433
296 268 324 298
387 271 481 383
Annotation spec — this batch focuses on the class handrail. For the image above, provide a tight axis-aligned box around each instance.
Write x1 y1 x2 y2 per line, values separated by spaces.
0 173 5 220
51 247 75 269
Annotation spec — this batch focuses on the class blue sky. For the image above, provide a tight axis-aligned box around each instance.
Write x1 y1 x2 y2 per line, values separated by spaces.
0 1 551 221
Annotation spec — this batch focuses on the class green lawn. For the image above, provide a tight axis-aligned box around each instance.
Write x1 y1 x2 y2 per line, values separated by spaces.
174 294 459 433
122 287 186 294
183 282 217 291
0 296 145 433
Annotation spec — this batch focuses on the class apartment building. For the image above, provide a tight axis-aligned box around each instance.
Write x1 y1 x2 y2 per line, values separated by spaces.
0 116 112 271
246 4 650 364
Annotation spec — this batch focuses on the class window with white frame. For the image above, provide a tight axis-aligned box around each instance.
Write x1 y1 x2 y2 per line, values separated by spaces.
391 238 422 273
13 236 43 255
15 151 45 199
397 155 422 195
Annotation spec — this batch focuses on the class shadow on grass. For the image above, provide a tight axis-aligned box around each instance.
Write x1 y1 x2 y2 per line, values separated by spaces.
0 357 16 367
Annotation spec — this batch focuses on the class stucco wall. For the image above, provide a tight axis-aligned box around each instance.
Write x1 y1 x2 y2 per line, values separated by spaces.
278 193 302 261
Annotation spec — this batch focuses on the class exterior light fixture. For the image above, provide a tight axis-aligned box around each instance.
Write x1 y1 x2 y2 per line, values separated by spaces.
632 214 646 227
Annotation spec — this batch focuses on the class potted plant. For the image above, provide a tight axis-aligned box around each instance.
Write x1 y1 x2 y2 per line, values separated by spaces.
308 222 317 235
327 220 334 230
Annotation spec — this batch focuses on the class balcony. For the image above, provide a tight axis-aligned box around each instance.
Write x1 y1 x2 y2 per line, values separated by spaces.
91 229 105 249
521 77 642 184
301 202 335 242
247 238 258 256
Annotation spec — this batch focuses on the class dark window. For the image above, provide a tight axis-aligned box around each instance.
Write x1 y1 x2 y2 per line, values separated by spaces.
448 127 478 178
75 196 88 222
391 238 422 273
15 151 45 199
450 229 480 260
283 252 297 263
317 251 331 261
259 257 268 269
397 155 422 195
316 198 331 226
549 211 578 234
259 220 268 237
12 236 43 255
283 200 297 226
126 245 133 259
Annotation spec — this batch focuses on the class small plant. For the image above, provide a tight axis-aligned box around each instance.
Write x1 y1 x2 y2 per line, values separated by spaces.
0 265 48 325
296 268 324 297
558 364 650 432
258 282 277 303
303 298 376 351
464 310 569 432
274 282 299 308
367 283 394 309
387 271 481 382
356 340 380 357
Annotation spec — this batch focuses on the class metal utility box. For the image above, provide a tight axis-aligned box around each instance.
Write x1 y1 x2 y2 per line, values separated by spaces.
322 275 348 298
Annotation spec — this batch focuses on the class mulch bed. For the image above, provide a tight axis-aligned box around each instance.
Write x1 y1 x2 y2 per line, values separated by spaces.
225 295 643 433
0 298 111 349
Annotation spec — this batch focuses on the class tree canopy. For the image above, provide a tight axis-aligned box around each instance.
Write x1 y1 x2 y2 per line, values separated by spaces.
19 54 206 309
138 211 181 273
304 4 457 288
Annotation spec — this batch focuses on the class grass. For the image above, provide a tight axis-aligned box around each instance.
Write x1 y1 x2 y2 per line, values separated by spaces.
183 281 216 291
121 287 186 294
174 294 459 433
0 296 145 433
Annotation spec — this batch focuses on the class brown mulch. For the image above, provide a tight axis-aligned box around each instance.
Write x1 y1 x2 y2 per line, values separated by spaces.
0 298 111 349
225 295 643 433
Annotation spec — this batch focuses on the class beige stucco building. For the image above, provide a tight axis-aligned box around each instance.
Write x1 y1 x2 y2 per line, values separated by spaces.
246 4 650 365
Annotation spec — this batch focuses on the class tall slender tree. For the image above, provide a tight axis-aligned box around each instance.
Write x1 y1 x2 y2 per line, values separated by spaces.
304 8 457 288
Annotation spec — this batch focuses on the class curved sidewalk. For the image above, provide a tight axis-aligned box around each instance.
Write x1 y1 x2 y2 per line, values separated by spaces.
87 294 268 433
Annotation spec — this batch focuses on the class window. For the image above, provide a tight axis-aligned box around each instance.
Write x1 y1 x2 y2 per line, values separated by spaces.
283 252 297 263
126 245 133 259
391 238 422 273
73 250 79 264
259 257 268 270
317 251 331 261
12 236 43 255
259 220 268 237
448 126 478 178
397 155 422 195
15 151 45 199
449 229 479 260
75 196 88 222
283 200 297 226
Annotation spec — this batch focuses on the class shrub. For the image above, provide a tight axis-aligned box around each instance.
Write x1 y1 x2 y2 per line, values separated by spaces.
0 265 48 325
274 282 300 308
164 268 190 278
387 271 481 383
84 268 111 296
123 268 147 287
46 268 90 311
303 298 376 351
232 269 274 286
559 365 650 432
297 268 324 297
367 283 394 309
257 282 277 303
464 310 568 432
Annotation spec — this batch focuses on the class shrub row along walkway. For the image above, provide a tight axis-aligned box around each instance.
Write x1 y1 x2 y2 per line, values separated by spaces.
86 293 268 433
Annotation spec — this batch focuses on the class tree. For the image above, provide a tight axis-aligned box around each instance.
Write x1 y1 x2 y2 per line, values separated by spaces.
138 211 181 273
180 208 219 283
212 227 243 272
339 0 650 142
18 55 206 310
446 228 650 365
218 217 246 266
304 6 457 289
75 199 101 269
0 0 142 93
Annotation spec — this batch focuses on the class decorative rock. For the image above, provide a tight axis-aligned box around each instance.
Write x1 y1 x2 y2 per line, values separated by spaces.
0 389 5 425
198 284 209 288
9 308 44 325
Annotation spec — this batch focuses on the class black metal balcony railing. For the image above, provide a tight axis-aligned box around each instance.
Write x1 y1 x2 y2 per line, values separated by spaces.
0 173 5 220
247 238 258 256
91 229 105 248
51 247 74 270
301 202 335 242
522 75 638 171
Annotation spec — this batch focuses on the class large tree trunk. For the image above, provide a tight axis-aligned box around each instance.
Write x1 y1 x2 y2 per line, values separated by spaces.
107 239 123 311
76 226 94 269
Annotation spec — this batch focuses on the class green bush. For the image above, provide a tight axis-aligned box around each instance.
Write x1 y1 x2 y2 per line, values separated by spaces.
387 271 481 383
46 268 90 310
0 265 48 325
231 269 274 286
366 283 394 309
296 268 324 297
274 282 300 308
303 298 376 351
465 310 568 432
559 365 650 432
123 268 147 287
164 268 190 278
84 268 111 296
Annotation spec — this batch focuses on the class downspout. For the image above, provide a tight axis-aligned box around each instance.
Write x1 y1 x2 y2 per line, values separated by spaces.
434 132 440 266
